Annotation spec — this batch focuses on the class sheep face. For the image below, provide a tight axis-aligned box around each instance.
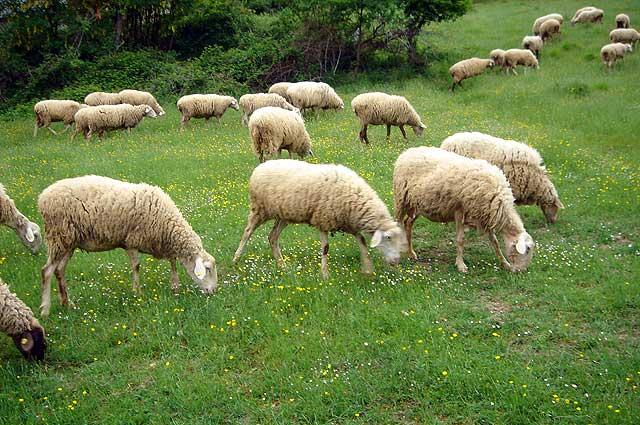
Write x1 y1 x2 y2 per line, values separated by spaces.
624 43 633 53
504 232 534 272
370 225 407 265
157 105 166 116
230 98 240 111
487 59 495 68
144 106 158 118
542 199 564 223
183 253 218 294
412 123 427 137
17 221 43 253
12 322 46 361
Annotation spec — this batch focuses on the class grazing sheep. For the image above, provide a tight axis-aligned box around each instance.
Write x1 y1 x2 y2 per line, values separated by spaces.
0 279 45 361
233 159 406 279
393 147 534 273
441 132 564 223
286 82 344 113
571 8 604 25
176 94 239 128
73 104 157 140
33 100 87 136
118 89 165 116
616 13 630 29
37 175 218 318
533 13 564 35
490 49 507 69
522 36 544 58
239 93 299 126
0 184 42 253
268 82 293 102
503 49 539 75
249 107 313 163
351 92 426 143
539 19 562 42
610 28 640 46
84 92 121 106
601 43 633 68
572 6 597 22
449 58 495 91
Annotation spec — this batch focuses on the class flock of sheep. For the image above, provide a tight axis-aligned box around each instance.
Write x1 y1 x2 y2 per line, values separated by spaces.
0 5 628 362
449 6 637 90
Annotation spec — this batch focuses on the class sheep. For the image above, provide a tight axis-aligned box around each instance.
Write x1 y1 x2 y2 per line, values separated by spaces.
233 159 406 279
448 58 495 91
285 82 344 113
268 82 293 102
522 36 544 59
489 49 507 69
0 278 45 361
601 43 633 68
37 175 218 318
393 147 535 273
239 93 299 126
610 28 640 46
441 132 564 223
539 19 562 42
248 106 312 163
0 184 42 253
33 100 87 136
503 49 539 75
571 8 604 25
176 94 239 129
532 13 564 35
351 92 426 143
84 92 122 106
571 6 597 22
616 13 630 29
73 104 157 140
118 89 165 116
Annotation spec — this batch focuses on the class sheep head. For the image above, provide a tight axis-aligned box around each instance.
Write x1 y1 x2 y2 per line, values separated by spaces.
504 231 534 272
412 123 427 137
183 252 218 294
370 224 407 265
143 105 157 118
17 219 43 254
542 198 564 223
12 320 46 361
229 98 240 111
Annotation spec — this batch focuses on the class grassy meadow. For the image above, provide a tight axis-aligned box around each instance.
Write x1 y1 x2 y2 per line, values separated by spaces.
1 0 639 423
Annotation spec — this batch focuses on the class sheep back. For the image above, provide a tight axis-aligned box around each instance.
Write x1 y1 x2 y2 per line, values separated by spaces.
34 100 85 126
84 92 121 106
177 94 236 120
268 82 293 102
449 58 494 83
248 107 311 160
533 13 564 34
351 92 424 128
610 28 640 43
119 90 164 115
286 82 344 110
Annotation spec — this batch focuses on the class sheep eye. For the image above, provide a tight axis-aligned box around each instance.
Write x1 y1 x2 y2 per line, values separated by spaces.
385 235 391 240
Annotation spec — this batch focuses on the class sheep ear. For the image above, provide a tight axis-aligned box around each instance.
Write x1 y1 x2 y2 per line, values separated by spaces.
556 199 565 209
516 234 527 255
194 257 206 280
19 333 34 351
308 150 314 157
370 230 383 248
26 226 35 243
420 123 427 129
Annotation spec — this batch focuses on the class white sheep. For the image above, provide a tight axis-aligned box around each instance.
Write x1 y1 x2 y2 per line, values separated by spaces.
448 58 495 91
616 13 630 29
503 49 539 75
0 278 46 361
248 106 313 163
268 82 293 102
84 92 122 106
73 104 157 140
609 28 640 46
351 92 426 143
393 147 534 273
233 159 406 279
176 94 239 128
571 8 604 25
37 175 218 318
33 100 87 136
601 43 633 68
118 89 165 116
0 184 42 253
490 49 507 70
572 6 597 22
441 132 564 223
522 36 544 58
533 13 564 35
239 93 299 126
286 82 344 113
539 18 562 42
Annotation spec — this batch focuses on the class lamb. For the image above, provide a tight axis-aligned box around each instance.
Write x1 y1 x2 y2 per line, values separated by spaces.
0 184 42 253
73 104 157 140
37 175 218 318
84 92 122 106
489 49 507 69
600 43 633 68
33 100 87 136
233 160 406 279
248 107 313 163
239 93 299 126
503 49 539 75
351 92 426 143
118 89 165 116
571 8 604 25
448 58 495 91
539 19 562 42
616 13 630 29
609 28 640 46
522 36 544 58
441 132 564 223
0 278 46 361
285 82 344 113
393 147 535 273
268 82 293 102
533 13 564 35
176 94 239 128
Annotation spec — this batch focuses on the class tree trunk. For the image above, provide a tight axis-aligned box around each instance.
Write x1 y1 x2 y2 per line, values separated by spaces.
114 7 123 50
406 28 425 67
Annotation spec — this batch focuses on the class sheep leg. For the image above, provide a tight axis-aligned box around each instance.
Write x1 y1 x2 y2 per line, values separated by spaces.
359 124 369 144
404 211 418 260
54 251 74 308
354 233 374 275
386 125 391 140
47 126 58 135
268 219 288 267
216 116 221 125
319 231 330 280
399 125 407 139
180 115 188 131
33 122 39 137
170 259 180 292
488 232 512 271
60 124 71 134
40 250 69 318
454 210 468 273
241 114 248 126
233 211 265 263
127 249 141 292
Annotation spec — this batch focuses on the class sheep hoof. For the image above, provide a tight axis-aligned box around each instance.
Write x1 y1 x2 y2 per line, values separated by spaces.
409 250 418 261
456 262 468 273
40 307 50 319
276 259 285 268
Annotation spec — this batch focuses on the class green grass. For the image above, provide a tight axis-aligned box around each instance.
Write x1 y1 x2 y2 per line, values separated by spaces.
1 0 639 423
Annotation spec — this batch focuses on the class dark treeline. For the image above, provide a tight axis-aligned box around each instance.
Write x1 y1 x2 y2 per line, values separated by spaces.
0 0 469 112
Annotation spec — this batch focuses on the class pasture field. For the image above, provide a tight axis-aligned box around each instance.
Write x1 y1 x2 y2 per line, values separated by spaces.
1 0 639 423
